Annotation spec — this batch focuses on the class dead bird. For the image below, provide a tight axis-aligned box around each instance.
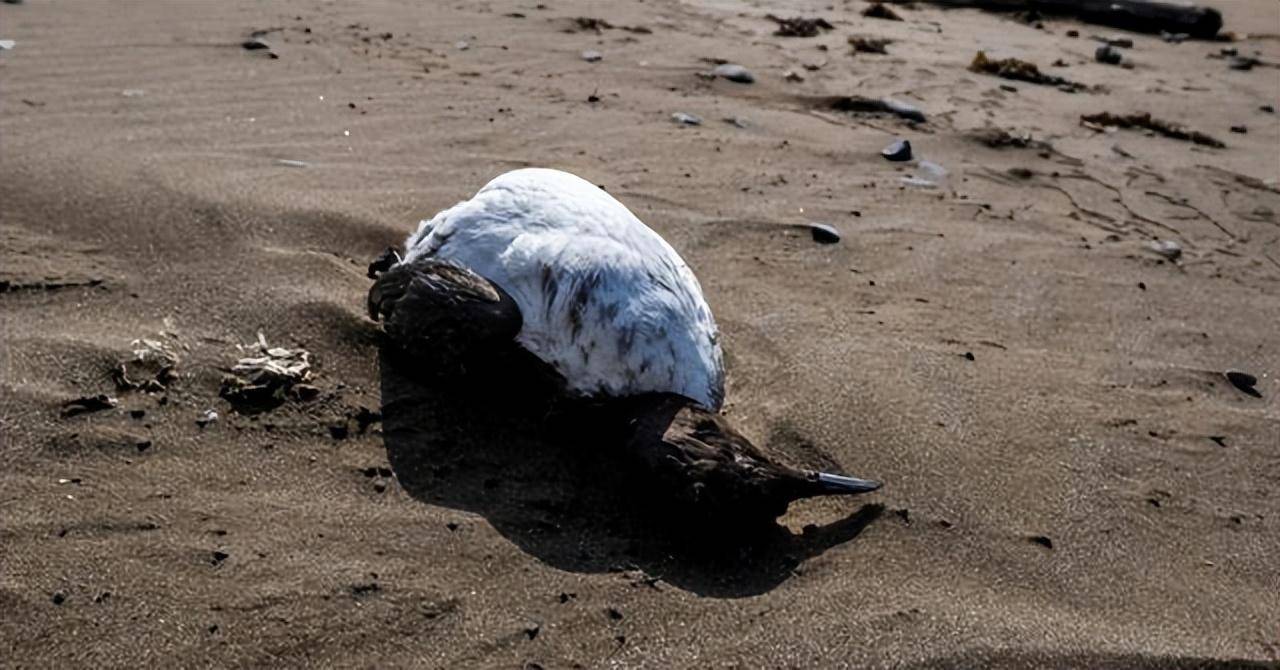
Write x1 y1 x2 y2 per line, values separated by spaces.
368 168 880 521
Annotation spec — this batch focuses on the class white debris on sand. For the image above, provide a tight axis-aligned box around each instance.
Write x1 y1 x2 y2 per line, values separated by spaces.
232 332 311 385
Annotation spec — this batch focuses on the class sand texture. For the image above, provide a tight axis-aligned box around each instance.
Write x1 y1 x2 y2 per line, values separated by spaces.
2 0 1278 667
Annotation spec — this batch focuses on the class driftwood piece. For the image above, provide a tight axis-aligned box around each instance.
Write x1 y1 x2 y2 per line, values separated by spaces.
896 0 1223 39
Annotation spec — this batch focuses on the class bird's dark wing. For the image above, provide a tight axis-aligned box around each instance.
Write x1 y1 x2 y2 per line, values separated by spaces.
368 257 522 361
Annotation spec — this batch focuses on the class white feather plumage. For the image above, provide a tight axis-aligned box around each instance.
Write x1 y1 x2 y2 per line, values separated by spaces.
401 168 725 410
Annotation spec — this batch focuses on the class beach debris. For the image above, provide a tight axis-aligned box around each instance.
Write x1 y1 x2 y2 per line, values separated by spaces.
241 37 271 51
61 395 117 417
809 224 841 244
712 63 754 84
902 160 948 188
1161 31 1189 43
765 15 833 37
112 338 180 393
276 159 308 168
970 51 1085 91
121 89 146 97
0 39 14 50
219 332 313 412
1147 240 1182 261
722 116 749 128
455 40 470 50
1080 112 1224 148
581 49 602 62
1261 105 1274 114
901 0 1222 39
1225 371 1262 398
1230 125 1247 134
862 2 903 21
882 139 913 162
565 17 651 35
1095 45 1122 65
826 96 926 123
783 70 804 82
51 591 66 606
848 36 892 54
196 409 219 427
671 112 702 126
967 127 1050 151
570 17 611 33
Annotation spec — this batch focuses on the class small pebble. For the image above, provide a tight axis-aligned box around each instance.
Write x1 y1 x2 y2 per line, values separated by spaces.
1095 45 1122 65
581 50 602 62
196 409 218 427
1261 105 1275 114
1230 125 1247 134
671 112 702 126
809 223 840 244
241 38 270 51
51 591 66 605
881 139 912 162
1225 371 1262 398
1147 239 1182 261
712 63 754 84
455 40 470 50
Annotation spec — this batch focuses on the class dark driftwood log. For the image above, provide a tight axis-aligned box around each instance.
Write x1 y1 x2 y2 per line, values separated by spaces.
902 0 1223 39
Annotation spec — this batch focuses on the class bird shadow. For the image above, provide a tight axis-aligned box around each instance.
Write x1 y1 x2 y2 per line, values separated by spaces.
378 342 882 599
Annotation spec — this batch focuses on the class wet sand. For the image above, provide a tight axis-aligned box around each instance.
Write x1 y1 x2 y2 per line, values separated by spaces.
2 0 1278 667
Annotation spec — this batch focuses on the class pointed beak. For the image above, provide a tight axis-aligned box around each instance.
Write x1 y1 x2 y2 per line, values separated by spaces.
815 471 881 494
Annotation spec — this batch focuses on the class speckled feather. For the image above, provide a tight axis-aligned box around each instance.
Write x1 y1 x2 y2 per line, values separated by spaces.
401 168 725 409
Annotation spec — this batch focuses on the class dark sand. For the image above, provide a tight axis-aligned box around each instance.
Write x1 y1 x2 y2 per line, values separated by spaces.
2 0 1278 667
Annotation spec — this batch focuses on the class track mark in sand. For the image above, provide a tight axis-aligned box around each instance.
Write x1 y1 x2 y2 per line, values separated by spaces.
56 518 161 538
0 225 116 294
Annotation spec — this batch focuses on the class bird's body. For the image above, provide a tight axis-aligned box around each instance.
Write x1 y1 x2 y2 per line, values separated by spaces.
368 168 879 522
399 168 724 409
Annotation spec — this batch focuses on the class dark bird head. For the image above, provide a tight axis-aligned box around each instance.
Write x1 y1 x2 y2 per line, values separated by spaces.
616 394 880 524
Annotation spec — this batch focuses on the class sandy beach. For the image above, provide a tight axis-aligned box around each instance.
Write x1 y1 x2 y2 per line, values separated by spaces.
2 0 1278 667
